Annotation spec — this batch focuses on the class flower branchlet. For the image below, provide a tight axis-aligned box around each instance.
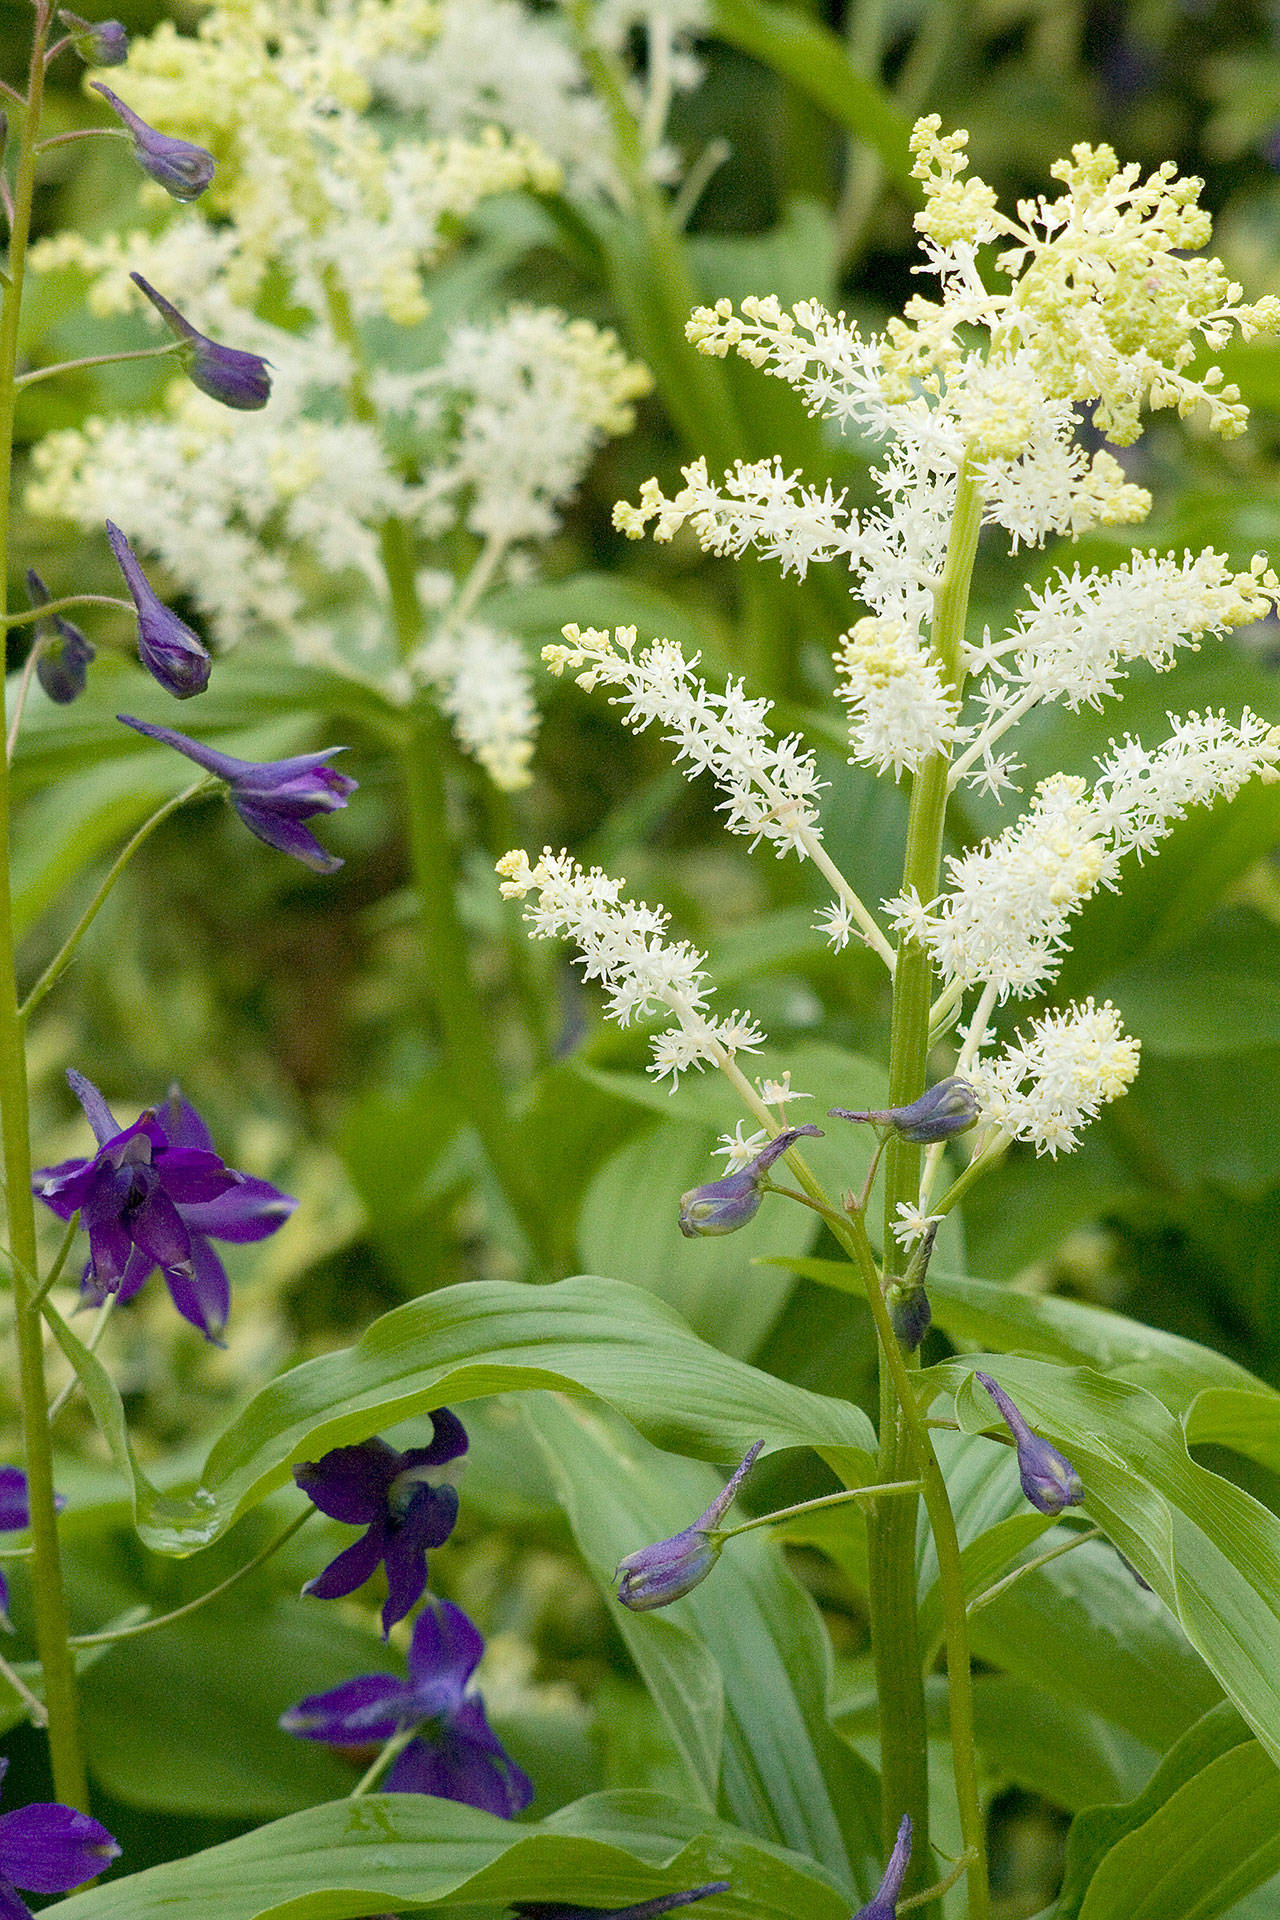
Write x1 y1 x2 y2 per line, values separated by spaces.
678 1125 822 1236
615 1441 764 1609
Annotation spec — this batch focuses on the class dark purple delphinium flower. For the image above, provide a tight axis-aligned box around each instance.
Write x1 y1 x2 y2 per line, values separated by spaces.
512 1888 730 1919
0 1757 119 1919
678 1126 822 1238
129 274 271 411
830 1077 979 1144
25 570 94 705
294 1416 468 1638
105 523 211 698
90 83 214 199
853 1816 911 1920
33 1075 295 1344
615 1441 763 1611
58 10 129 64
117 714 355 872
281 1599 533 1818
0 1470 65 1633
975 1373 1084 1517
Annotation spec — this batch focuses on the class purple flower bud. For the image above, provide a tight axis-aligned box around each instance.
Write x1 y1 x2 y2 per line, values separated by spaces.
90 83 214 200
678 1125 822 1237
59 10 129 64
887 1282 931 1352
105 522 211 697
615 1441 762 1610
25 570 95 704
129 274 271 411
975 1373 1084 1516
854 1816 911 1920
830 1076 980 1144
512 1887 730 1919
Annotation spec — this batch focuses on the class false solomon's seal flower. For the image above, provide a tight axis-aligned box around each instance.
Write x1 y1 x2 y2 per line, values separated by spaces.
830 1078 980 1144
281 1599 533 1817
976 1373 1084 1515
105 523 211 697
854 1816 912 1920
0 1758 119 1918
679 1125 822 1237
615 1441 763 1610
89 82 214 199
512 1887 730 1919
25 569 94 705
129 274 271 411
34 1075 295 1343
294 1416 468 1638
117 714 356 872
0 1469 65 1631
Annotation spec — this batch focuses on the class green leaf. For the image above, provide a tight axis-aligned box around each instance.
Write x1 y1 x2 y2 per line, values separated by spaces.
1095 911 1280 1056
46 1789 852 1919
942 1357 1280 1768
709 0 915 186
134 1275 876 1551
524 1395 880 1898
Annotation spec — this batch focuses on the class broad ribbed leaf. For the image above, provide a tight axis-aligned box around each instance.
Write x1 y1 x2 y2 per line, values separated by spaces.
133 1276 876 1549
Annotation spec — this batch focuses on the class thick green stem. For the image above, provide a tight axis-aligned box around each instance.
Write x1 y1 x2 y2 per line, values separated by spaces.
868 462 984 1913
0 3 89 1811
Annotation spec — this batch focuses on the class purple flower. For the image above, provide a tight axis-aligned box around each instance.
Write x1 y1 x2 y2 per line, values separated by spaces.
116 715 356 873
25 570 94 705
615 1441 763 1611
678 1126 822 1238
0 1757 119 1918
294 1416 468 1637
105 523 211 698
854 1816 911 1920
58 10 129 64
129 275 271 411
975 1373 1084 1516
511 1888 730 1919
33 1075 295 1344
0 1469 65 1633
830 1077 980 1144
90 83 214 199
280 1599 533 1818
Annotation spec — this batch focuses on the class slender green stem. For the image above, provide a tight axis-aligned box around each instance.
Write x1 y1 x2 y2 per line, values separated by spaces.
6 630 45 761
70 1509 313 1647
967 1526 1101 1619
0 2 88 1810
899 1848 976 1912
33 126 129 153
20 780 211 1022
28 1210 78 1308
0 1646 47 1726
46 1292 114 1422
14 342 179 389
1 594 129 629
719 1481 923 1539
350 1723 416 1797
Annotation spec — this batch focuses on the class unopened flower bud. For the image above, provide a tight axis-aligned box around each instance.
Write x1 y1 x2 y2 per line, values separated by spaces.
615 1441 762 1610
887 1281 932 1351
59 11 129 64
976 1372 1084 1515
105 521 211 697
678 1125 821 1237
91 83 214 200
26 570 95 704
129 274 271 411
855 1815 912 1920
830 1076 980 1144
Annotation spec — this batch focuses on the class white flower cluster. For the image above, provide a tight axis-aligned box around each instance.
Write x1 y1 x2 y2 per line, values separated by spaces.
544 623 825 856
413 622 539 790
495 849 764 1082
835 616 960 777
968 1000 1142 1157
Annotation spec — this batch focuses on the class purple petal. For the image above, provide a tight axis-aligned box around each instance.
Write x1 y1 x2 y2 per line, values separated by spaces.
0 1877 31 1920
104 525 210 698
116 715 251 785
280 1673 413 1745
694 1440 764 1532
65 1071 119 1148
397 1482 460 1552
302 1526 387 1602
385 1697 533 1816
416 1409 469 1467
31 1157 93 1220
293 1440 399 1524
0 1472 30 1534
157 1088 214 1154
380 1523 433 1638
162 1235 230 1343
110 1244 156 1305
229 798 344 873
152 1146 241 1205
82 1194 134 1289
179 1173 295 1243
406 1599 483 1705
0 1804 120 1893
128 1187 192 1272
